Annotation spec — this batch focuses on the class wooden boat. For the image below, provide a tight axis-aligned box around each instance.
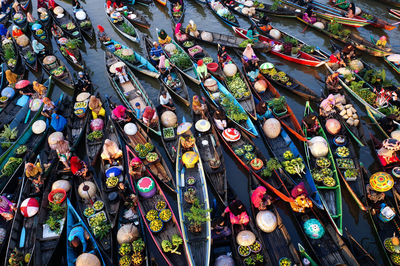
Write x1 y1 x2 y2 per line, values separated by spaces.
207 105 292 202
297 243 318 266
73 6 95 39
344 228 378 266
12 11 29 34
216 55 257 120
123 6 150 29
0 39 24 75
207 0 239 27
223 0 267 18
199 75 259 137
192 109 227 205
12 34 39 72
34 162 71 266
170 0 185 24
291 205 358 265
389 8 400 19
40 53 74 89
73 167 114 262
385 54 400 76
104 4 140 43
126 145 191 266
47 4 82 40
101 37 160 78
256 3 301 18
248 173 302 265
30 19 52 49
152 32 201 85
66 199 106 266
296 15 393 57
210 220 235 265
19 0 31 11
104 51 161 136
303 101 342 235
233 27 328 67
175 134 211 266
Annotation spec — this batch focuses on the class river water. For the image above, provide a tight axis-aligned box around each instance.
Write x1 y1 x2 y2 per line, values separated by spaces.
34 0 400 264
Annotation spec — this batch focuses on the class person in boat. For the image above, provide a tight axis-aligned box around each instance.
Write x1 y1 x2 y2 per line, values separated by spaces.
376 36 388 49
150 42 163 62
41 97 56 118
101 139 123 165
302 114 320 134
251 185 273 211
72 0 82 12
158 55 171 75
0 24 8 39
376 138 400 167
213 108 227 130
174 23 188 43
196 59 208 80
97 25 110 43
25 162 43 193
129 157 146 180
55 139 71 170
70 156 88 178
48 0 57 10
75 72 92 92
289 182 313 213
242 43 258 63
246 24 259 43
222 200 249 229
257 15 271 32
328 51 346 70
115 66 129 84
16 82 35 96
133 102 143 120
192 95 208 119
11 25 23 38
106 0 114 14
112 105 131 122
325 72 343 93
158 29 172 45
68 226 91 255
217 45 232 65
5 70 18 86
88 95 105 119
302 6 316 24
185 20 199 38
255 101 272 121
172 1 182 14
165 74 182 91
0 195 16 221
366 184 385 214
347 2 356 18
180 133 195 151
32 39 46 55
51 24 63 38
159 90 175 112
51 110 68 132
330 0 350 9
246 60 260 81
341 43 356 61
142 106 159 128
211 216 232 241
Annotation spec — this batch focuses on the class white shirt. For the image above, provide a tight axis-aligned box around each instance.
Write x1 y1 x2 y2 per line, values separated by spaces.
160 93 172 105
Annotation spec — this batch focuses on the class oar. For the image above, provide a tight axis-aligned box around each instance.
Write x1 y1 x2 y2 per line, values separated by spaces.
24 99 33 124
301 24 309 33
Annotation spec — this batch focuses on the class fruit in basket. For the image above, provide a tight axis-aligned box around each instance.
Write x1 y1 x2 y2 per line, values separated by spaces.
386 238 396 253
245 152 255 161
149 219 163 232
312 171 323 182
316 157 330 168
84 207 95 217
119 255 131 266
93 201 104 211
146 209 158 221
234 147 244 156
155 200 166 211
283 151 293 160
323 177 336 187
106 176 119 187
392 253 400 265
250 241 261 253
320 168 333 178
146 152 158 162
279 257 292 266
344 169 358 179
238 245 251 257
159 209 172 222
336 146 349 158
119 243 132 256
243 144 253 152
131 253 144 265
145 142 154 151
336 158 354 169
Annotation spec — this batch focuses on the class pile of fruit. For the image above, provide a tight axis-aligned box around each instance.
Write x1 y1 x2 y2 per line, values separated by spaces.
336 158 355 169
149 219 163 233
225 73 251 99
282 151 305 177
135 143 153 158
146 204 172 233
106 176 119 188
312 156 336 187
279 257 292 266
336 146 350 158
119 238 146 266
88 211 111 239
328 94 360 127
384 236 400 265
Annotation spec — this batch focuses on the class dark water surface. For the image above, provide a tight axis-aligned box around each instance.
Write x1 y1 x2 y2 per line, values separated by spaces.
33 0 400 264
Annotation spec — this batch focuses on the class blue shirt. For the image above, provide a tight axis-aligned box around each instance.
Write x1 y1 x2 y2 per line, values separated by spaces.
150 46 163 58
51 113 67 131
68 226 87 252
135 107 143 119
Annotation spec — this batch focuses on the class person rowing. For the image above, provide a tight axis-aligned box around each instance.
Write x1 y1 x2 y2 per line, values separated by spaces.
302 6 316 24
325 72 343 93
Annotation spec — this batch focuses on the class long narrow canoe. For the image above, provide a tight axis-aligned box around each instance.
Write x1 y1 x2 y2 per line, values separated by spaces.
233 27 327 67
303 101 342 235
384 54 400 76
123 6 150 29
104 4 140 43
39 53 75 89
170 0 185 24
176 135 211 266
105 51 161 136
101 37 160 79
389 8 400 19
126 145 191 266
207 0 239 27
47 4 83 40
73 6 95 40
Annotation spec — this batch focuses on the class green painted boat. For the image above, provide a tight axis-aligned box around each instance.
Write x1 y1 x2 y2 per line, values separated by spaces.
384 55 400 76
303 101 343 235
298 243 318 266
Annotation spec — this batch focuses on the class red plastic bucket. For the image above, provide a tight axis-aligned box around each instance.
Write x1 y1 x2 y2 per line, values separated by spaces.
207 63 219 72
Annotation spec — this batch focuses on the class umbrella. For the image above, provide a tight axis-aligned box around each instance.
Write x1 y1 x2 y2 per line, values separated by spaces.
387 54 400 63
382 138 400 151
109 62 126 73
15 80 31 89
31 23 42 31
370 172 394 192
236 230 256 246
177 122 192 135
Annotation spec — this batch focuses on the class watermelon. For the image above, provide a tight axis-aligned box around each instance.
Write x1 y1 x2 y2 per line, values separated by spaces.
137 177 156 198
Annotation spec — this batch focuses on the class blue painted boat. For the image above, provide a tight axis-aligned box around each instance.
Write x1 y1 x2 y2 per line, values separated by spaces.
207 0 239 27
102 38 160 78
0 63 7 93
66 199 106 266
199 74 258 137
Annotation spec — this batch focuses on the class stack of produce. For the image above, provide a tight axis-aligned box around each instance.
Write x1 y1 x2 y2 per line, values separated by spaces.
117 223 145 266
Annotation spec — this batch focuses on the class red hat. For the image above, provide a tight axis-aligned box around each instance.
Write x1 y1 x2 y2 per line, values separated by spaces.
197 59 203 66
106 0 111 8
97 25 104 33
112 2 117 8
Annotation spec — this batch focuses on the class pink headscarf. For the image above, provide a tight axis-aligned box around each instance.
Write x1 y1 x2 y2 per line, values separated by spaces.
243 44 256 60
112 105 127 119
130 157 142 166
291 182 307 198
158 55 166 69
175 23 182 35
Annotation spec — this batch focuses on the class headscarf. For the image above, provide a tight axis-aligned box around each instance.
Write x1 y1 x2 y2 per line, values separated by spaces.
256 101 268 115
243 44 255 60
291 182 307 198
32 40 45 54
197 59 203 66
97 25 104 33
305 6 313 17
106 0 112 8
51 112 67 131
33 81 47 96
192 95 201 108
70 156 83 175
349 2 356 13
89 96 102 113
142 106 155 120
130 157 142 167
5 70 18 84
158 29 168 40
102 139 121 157
189 20 195 26
175 23 182 35
112 105 127 119
0 24 7 37
0 196 13 213
228 200 246 216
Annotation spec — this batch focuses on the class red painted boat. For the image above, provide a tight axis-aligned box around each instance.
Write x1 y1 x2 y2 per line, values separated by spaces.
233 27 327 67
390 8 400 20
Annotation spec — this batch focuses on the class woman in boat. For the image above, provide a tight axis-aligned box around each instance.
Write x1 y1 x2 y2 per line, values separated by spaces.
192 95 208 119
33 81 47 99
222 200 249 229
251 185 273 211
106 0 114 14
256 15 271 33
174 23 188 42
366 184 385 214
76 72 92 92
242 44 258 64
129 157 146 180
0 195 16 221
142 106 159 128
97 25 110 43
185 20 199 38
68 226 91 255
55 139 71 170
213 108 227 131
112 105 131 122
41 97 56 118
217 45 232 65
328 51 346 70
89 95 105 119
32 39 46 55
341 43 356 61
25 162 43 193
5 70 18 86
347 2 356 18
115 66 129 84
211 216 232 241
159 90 175 112
180 134 195 152
51 24 63 38
196 59 208 80
11 25 23 38
101 139 123 165
302 6 316 24
325 72 343 93
158 55 171 75
70 156 88 178
16 82 35 96
150 42 163 62
289 182 313 213
246 24 259 43
376 36 387 49
51 110 67 132
158 29 172 45
302 114 320 134
255 101 271 121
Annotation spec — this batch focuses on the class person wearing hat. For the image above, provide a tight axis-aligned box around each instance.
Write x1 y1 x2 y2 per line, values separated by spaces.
5 70 18 86
251 185 273 211
242 43 258 64
213 108 227 130
158 29 171 45
185 20 199 37
129 157 146 180
70 156 88 178
159 90 175 112
41 97 56 118
134 102 143 120
51 110 67 132
25 162 43 193
196 59 208 80
75 72 91 92
101 139 123 165
142 106 159 128
97 25 110 42
181 134 195 152
11 25 23 38
376 36 387 49
116 66 129 84
150 42 163 62
325 72 343 93
222 200 249 229
88 95 105 119
55 139 71 170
